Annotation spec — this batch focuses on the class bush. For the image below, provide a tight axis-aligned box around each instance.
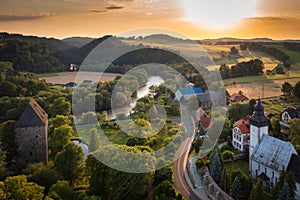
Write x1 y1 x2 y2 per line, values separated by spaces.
221 150 234 160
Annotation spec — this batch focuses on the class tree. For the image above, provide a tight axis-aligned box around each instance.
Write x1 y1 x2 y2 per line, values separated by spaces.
209 147 223 184
281 82 293 96
0 120 18 170
0 152 7 180
49 97 71 117
286 171 296 199
230 46 239 55
0 175 44 200
231 176 244 200
49 126 73 158
272 170 286 199
48 115 71 135
0 81 17 97
277 181 292 200
28 166 61 194
249 99 256 114
293 81 300 99
288 118 300 146
89 128 100 152
47 180 78 200
54 143 84 184
228 103 250 121
250 179 264 200
86 154 111 197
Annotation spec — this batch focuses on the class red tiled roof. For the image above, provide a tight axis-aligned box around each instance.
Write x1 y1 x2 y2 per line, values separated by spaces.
234 118 250 134
229 93 249 102
200 117 211 129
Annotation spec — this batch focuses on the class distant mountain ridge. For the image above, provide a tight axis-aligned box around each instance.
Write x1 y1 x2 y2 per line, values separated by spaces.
0 32 299 73
62 37 95 48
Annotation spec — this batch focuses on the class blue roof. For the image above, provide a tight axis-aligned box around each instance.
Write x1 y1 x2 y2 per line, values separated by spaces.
179 88 203 95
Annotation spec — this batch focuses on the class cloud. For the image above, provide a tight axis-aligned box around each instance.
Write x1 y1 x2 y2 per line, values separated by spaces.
89 9 107 13
245 16 289 21
106 5 124 10
0 13 54 21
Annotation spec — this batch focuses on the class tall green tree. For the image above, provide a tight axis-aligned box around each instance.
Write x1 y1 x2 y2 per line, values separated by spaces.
47 180 78 200
293 81 300 99
49 126 73 158
89 128 100 152
49 97 71 117
86 154 111 197
209 147 223 184
0 175 44 200
250 179 264 200
54 143 84 184
277 181 292 200
0 120 17 169
281 82 293 95
288 118 300 146
28 166 61 194
231 176 245 200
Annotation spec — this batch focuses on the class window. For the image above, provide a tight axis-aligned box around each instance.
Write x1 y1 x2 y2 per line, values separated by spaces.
265 167 267 174
272 171 274 178
258 164 260 171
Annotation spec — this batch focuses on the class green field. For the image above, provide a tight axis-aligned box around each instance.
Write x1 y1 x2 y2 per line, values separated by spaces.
37 72 59 78
224 160 250 179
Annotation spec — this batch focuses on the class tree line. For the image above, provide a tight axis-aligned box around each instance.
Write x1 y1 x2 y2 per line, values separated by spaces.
219 59 264 79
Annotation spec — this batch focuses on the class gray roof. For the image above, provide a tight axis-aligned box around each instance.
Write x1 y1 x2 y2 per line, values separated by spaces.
197 90 224 102
251 135 297 171
15 99 48 128
250 99 270 127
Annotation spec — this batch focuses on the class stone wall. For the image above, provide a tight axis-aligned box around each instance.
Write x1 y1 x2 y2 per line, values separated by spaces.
202 167 233 200
15 125 48 167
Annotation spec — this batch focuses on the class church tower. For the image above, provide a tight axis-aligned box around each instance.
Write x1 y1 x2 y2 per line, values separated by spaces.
249 99 270 161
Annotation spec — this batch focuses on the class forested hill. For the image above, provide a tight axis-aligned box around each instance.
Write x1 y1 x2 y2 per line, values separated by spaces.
0 33 114 73
0 32 75 73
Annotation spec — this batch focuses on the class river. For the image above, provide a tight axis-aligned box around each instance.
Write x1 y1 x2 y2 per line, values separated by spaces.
109 76 164 119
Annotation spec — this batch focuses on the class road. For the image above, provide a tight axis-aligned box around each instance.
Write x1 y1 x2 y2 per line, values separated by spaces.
173 107 209 200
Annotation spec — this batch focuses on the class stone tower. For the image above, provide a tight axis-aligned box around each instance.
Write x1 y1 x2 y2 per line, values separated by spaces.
249 99 270 161
15 99 48 168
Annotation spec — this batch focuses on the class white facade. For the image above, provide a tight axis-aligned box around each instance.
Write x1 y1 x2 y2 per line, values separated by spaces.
249 125 269 159
250 159 279 187
232 127 249 152
281 111 292 122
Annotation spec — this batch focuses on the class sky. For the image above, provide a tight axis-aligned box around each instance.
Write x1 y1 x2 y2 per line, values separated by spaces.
0 0 299 39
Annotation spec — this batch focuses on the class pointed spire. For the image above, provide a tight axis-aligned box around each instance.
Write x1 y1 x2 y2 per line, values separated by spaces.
250 99 270 127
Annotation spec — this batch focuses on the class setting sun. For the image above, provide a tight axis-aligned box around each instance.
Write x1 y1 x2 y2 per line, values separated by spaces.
182 0 258 29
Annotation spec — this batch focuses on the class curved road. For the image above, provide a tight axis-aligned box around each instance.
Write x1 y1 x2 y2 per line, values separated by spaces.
173 108 209 200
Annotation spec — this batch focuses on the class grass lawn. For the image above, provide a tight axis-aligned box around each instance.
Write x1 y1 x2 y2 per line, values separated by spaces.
75 126 129 146
224 160 250 178
37 72 59 78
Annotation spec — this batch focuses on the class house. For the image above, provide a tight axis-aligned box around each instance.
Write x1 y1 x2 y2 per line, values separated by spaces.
248 99 300 191
196 107 208 120
15 99 48 167
232 116 250 152
229 93 249 102
63 82 78 90
175 87 203 101
279 107 300 133
197 117 211 138
197 90 225 109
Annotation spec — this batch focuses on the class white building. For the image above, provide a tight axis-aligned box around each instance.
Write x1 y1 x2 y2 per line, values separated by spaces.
232 116 250 152
175 88 203 101
249 99 300 191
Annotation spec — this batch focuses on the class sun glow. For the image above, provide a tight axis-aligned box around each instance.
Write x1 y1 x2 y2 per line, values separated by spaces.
182 0 258 29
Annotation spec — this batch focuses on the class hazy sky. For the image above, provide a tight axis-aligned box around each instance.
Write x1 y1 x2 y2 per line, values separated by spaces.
0 0 299 39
